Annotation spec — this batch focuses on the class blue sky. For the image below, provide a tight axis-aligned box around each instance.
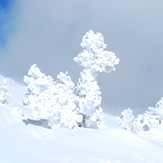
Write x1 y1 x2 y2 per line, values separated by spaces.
0 0 9 8
0 0 163 110
0 0 13 47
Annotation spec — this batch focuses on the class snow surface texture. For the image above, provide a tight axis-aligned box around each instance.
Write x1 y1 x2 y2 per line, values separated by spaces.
23 30 120 129
0 75 163 163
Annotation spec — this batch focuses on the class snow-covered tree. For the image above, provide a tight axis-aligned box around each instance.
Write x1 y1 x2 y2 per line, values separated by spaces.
74 30 120 128
118 98 162 144
118 108 159 133
132 98 163 133
33 71 82 129
0 78 11 105
132 99 163 143
118 108 135 131
23 65 82 129
133 111 159 132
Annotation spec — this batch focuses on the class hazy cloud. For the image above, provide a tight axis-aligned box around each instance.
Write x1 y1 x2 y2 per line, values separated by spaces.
1 0 163 110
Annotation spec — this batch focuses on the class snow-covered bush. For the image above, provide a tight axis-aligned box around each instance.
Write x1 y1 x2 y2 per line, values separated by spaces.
119 107 160 132
74 30 120 128
118 108 135 131
137 122 163 145
118 98 163 144
133 111 159 132
0 78 11 105
148 97 163 122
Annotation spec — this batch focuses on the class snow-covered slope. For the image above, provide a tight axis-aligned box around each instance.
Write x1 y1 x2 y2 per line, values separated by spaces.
0 75 163 163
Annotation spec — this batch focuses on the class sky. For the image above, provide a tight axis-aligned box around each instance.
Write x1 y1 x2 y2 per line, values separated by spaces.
0 0 163 110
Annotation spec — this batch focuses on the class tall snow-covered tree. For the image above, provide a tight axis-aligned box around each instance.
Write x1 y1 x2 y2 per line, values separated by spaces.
74 30 120 128
0 78 11 105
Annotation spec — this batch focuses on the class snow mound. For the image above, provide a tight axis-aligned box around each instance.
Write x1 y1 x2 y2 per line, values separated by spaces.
0 75 163 163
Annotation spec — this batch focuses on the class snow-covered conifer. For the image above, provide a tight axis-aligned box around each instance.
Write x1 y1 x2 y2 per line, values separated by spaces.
74 30 120 128
133 111 159 132
0 78 11 105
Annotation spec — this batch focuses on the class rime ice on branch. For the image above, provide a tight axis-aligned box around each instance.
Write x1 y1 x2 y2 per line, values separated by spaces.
74 30 120 128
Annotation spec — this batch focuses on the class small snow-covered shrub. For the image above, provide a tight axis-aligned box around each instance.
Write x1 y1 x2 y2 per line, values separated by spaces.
0 78 11 105
118 98 163 144
148 97 163 122
133 111 159 133
118 108 135 131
